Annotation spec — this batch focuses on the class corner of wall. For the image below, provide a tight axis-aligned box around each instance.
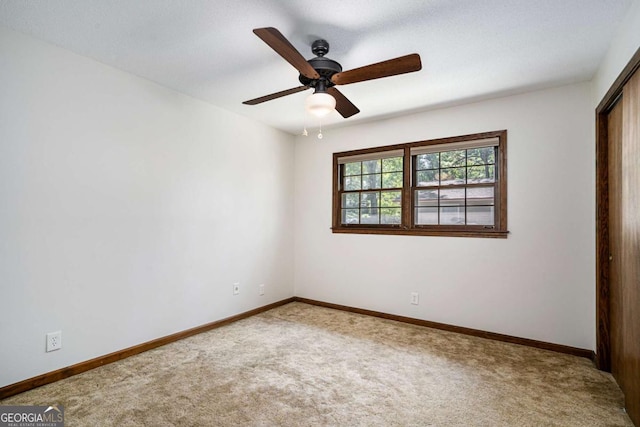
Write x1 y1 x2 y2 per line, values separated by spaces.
592 0 640 106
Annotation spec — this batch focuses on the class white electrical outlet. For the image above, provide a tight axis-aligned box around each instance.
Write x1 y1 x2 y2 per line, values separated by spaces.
410 292 419 305
233 282 240 295
259 283 265 296
46 331 62 352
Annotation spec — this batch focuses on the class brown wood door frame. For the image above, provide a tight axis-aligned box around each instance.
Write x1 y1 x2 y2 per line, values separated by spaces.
595 46 640 371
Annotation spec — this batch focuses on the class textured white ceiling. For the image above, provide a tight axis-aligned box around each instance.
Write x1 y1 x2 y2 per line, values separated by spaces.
0 0 634 134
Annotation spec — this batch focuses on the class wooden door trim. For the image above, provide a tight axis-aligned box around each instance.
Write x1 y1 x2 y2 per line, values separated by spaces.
595 46 640 371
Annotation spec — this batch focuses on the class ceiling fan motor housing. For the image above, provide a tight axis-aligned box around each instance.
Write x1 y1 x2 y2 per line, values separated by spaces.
299 39 342 90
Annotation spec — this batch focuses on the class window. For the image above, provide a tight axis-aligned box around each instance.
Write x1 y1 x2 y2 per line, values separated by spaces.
340 150 404 225
332 130 507 238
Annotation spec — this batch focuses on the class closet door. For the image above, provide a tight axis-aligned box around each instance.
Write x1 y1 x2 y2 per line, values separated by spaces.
618 68 640 424
608 67 640 425
597 46 640 427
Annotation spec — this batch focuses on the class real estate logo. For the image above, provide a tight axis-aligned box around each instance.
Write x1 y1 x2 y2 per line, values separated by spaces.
0 405 64 427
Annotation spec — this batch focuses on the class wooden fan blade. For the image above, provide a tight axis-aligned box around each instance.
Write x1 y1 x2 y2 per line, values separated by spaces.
328 87 360 118
243 86 309 105
331 53 421 86
253 27 320 80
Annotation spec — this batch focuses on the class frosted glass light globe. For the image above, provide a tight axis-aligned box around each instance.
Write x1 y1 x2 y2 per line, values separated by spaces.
305 92 336 118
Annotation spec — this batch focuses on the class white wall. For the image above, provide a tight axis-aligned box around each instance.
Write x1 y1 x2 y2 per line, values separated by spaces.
0 26 295 388
593 0 640 105
294 82 595 350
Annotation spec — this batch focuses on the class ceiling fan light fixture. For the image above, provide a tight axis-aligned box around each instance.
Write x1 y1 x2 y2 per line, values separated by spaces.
305 92 336 118
244 28 422 121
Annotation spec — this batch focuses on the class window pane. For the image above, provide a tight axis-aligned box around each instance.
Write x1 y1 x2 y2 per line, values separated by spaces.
344 162 361 176
341 193 359 208
467 187 494 206
381 191 401 207
467 165 495 183
415 207 438 224
361 192 380 208
467 206 495 225
440 150 465 168
382 157 403 172
440 167 466 185
362 174 381 190
415 190 438 207
362 159 381 174
361 208 379 224
416 170 439 186
416 153 439 170
467 147 495 166
344 176 361 191
382 172 402 188
440 206 465 225
381 208 401 224
440 188 465 206
342 209 360 224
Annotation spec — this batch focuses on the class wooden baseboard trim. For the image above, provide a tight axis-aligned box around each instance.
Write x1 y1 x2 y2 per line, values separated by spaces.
1 295 596 400
0 297 295 400
293 297 596 361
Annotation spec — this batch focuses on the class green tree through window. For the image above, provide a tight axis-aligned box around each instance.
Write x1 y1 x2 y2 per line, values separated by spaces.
340 155 403 225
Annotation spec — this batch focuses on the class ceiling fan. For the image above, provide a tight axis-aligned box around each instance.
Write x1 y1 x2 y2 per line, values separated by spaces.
242 27 422 119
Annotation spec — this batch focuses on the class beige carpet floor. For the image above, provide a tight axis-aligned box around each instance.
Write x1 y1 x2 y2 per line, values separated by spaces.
1 302 633 426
